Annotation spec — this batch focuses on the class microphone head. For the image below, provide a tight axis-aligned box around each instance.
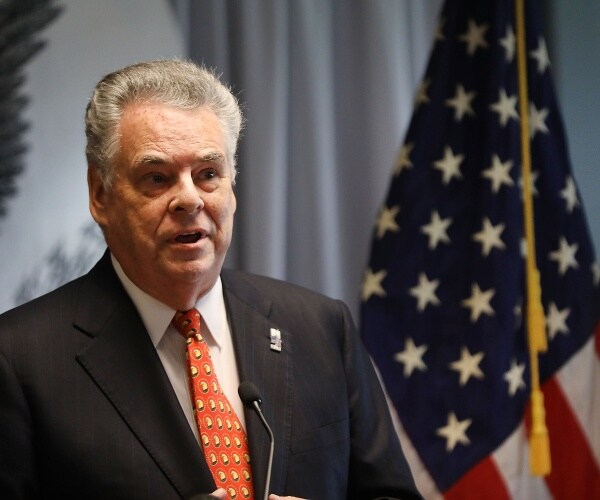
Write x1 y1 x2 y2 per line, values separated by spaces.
238 381 262 407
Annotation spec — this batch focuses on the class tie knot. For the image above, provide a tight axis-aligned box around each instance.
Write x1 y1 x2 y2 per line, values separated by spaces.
172 308 201 338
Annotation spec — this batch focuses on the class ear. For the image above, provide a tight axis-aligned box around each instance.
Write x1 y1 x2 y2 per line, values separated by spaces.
88 165 109 227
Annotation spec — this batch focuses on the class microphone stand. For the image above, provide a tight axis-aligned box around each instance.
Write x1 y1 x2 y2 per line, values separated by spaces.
250 399 274 500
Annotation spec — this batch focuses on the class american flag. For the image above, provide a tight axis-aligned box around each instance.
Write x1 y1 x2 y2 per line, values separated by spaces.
360 0 600 498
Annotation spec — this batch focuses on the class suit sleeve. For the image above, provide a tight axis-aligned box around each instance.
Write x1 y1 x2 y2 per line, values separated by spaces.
336 299 422 500
0 349 38 499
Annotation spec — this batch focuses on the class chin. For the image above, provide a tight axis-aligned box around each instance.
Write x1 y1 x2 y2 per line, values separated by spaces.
171 261 219 283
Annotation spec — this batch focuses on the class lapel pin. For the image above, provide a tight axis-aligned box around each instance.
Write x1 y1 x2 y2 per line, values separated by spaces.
270 328 282 352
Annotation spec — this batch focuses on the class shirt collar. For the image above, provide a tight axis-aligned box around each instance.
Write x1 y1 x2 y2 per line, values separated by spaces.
110 254 226 349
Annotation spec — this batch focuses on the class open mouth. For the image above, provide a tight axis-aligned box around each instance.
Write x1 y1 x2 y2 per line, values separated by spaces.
174 232 203 244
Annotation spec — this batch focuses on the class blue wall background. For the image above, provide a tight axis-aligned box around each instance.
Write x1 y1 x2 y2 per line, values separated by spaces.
547 0 600 255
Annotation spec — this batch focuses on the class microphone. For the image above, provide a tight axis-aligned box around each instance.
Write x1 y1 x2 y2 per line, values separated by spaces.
238 381 274 500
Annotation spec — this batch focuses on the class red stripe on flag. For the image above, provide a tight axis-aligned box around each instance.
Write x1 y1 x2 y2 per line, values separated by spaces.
525 376 600 499
595 321 600 357
443 456 510 500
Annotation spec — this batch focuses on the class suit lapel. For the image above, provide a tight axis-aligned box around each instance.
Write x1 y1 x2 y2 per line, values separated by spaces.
222 271 293 500
73 253 214 498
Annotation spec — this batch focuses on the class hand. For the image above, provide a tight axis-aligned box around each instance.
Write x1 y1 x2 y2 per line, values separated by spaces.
211 488 227 500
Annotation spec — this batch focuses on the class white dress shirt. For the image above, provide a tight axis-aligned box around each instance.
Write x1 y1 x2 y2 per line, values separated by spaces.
111 255 246 442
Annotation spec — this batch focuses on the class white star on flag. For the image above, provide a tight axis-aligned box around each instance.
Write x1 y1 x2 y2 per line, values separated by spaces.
549 237 579 275
592 262 600 286
376 205 400 238
482 154 514 193
414 79 431 108
489 89 519 126
394 338 428 377
529 102 550 138
362 268 387 301
409 273 441 312
529 37 550 73
560 176 579 213
519 169 540 197
499 25 515 62
445 84 476 121
472 217 506 257
545 302 571 340
450 346 485 386
394 142 414 176
461 283 495 322
514 301 523 330
520 238 528 258
458 19 489 56
436 412 472 452
421 210 452 250
433 146 464 184
503 359 526 396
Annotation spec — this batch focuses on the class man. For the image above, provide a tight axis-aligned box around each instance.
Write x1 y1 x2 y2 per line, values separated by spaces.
0 60 421 499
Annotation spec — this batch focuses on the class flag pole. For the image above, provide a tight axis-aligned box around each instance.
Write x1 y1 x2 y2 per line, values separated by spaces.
515 0 551 476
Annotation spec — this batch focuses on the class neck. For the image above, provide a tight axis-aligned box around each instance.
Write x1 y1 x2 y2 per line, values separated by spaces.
152 287 205 312
110 254 217 311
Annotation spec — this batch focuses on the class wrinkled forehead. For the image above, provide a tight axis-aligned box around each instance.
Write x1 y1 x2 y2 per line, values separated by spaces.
116 103 229 165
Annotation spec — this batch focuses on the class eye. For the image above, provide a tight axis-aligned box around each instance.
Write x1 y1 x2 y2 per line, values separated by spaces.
141 173 168 185
139 172 169 193
194 167 222 184
200 168 217 180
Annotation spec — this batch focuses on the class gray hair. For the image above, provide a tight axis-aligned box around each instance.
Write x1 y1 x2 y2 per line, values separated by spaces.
85 59 243 186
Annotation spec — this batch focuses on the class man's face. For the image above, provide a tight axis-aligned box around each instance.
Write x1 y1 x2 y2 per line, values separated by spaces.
88 102 236 306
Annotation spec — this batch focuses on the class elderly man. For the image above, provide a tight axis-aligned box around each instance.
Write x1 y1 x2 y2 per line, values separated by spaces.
0 60 421 500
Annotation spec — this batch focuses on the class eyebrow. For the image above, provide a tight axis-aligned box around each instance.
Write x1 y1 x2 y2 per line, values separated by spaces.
136 155 166 166
199 152 226 164
135 152 226 166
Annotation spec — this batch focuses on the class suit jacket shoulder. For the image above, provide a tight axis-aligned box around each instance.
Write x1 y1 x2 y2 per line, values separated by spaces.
221 267 350 335
221 267 339 304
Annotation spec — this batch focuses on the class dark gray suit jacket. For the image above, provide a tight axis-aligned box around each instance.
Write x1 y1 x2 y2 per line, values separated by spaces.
0 251 421 499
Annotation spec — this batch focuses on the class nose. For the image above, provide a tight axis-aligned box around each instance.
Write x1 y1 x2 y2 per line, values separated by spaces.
169 175 204 214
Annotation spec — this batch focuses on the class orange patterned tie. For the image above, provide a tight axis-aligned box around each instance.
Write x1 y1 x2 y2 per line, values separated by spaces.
172 309 254 499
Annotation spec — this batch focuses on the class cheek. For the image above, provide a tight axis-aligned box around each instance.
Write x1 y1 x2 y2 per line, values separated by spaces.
211 193 236 228
114 198 164 238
